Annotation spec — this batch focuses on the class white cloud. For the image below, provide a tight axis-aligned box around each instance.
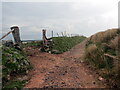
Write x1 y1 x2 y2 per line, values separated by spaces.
1 0 119 40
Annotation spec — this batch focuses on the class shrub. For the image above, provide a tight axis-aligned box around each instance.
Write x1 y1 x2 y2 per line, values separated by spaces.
85 44 113 69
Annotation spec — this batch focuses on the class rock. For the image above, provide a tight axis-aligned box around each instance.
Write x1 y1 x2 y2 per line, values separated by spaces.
80 60 84 63
44 77 49 81
22 76 28 80
48 51 51 53
65 71 67 73
98 77 104 81
7 75 10 80
26 70 29 74
26 81 29 84
36 55 39 56
18 76 28 81
52 50 60 54
61 82 65 84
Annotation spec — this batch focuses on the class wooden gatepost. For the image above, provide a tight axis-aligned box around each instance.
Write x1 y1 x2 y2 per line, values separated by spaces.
41 29 48 51
41 29 53 52
10 25 22 49
52 30 53 38
42 29 47 46
0 25 22 49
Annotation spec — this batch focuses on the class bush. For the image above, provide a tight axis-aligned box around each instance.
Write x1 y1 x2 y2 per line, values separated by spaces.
85 44 113 69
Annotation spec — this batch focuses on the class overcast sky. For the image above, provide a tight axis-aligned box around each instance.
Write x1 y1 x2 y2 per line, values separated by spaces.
2 0 120 40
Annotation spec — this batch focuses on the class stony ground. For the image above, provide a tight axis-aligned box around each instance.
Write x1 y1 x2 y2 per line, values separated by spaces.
24 40 105 88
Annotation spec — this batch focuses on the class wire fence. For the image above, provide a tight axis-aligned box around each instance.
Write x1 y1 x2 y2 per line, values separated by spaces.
0 26 83 47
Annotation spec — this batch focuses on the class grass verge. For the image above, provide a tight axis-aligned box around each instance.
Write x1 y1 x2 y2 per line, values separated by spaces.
52 36 86 54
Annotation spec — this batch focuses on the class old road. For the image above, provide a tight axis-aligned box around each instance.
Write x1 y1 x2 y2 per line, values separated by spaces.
24 40 105 88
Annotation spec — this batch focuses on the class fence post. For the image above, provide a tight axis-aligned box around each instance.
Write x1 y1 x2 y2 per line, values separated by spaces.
64 31 66 36
61 32 64 37
42 29 47 46
10 25 21 47
52 30 53 38
57 33 59 37
68 34 70 37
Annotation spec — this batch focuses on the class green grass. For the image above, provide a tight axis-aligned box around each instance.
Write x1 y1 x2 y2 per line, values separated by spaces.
52 36 86 54
22 41 42 48
2 46 32 89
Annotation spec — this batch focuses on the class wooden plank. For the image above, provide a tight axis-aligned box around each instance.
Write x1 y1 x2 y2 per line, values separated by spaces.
0 30 14 40
104 53 120 61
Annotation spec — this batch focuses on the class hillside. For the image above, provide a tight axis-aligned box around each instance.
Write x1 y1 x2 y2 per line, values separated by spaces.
51 36 86 54
84 28 120 88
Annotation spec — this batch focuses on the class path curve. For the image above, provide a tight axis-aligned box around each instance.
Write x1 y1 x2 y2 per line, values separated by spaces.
24 40 105 88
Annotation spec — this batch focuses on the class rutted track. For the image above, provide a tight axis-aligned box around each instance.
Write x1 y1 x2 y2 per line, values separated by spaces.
24 40 105 88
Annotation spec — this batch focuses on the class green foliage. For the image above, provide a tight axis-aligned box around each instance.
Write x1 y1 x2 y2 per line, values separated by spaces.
3 79 25 89
2 46 31 89
22 41 42 48
52 36 86 54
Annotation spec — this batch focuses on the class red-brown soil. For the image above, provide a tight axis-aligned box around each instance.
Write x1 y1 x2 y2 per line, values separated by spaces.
24 40 105 88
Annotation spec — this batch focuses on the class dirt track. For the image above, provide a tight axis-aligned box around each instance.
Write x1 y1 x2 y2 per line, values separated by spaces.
24 40 105 88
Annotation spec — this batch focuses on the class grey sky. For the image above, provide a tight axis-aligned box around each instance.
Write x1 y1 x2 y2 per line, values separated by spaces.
2 0 119 40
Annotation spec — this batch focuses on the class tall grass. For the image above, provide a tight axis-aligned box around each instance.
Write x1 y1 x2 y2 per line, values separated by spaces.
88 28 119 44
84 28 120 88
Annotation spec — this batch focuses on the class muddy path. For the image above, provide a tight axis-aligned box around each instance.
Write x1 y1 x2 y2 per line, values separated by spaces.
24 40 105 88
